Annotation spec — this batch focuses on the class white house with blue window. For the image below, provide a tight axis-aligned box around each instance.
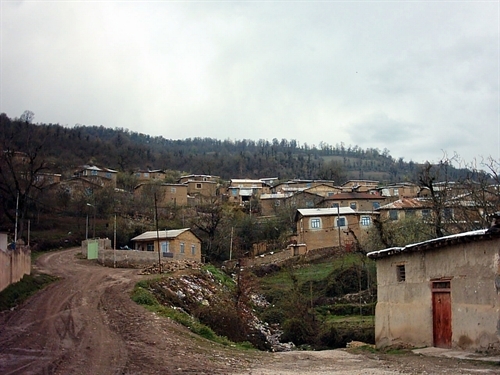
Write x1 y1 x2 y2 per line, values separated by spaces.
295 207 378 251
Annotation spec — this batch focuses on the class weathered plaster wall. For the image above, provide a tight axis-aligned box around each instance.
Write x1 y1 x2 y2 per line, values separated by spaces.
375 238 500 351
0 246 31 292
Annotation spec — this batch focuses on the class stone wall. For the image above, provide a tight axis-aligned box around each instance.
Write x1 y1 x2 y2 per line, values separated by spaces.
99 249 159 268
96 249 186 268
0 245 31 292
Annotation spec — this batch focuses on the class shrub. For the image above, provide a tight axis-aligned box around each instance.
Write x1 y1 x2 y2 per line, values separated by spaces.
131 287 158 306
281 317 316 346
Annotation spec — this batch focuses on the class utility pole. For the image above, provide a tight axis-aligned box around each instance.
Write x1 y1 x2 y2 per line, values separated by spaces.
113 213 117 268
229 226 234 261
154 192 161 274
14 192 19 246
337 205 341 248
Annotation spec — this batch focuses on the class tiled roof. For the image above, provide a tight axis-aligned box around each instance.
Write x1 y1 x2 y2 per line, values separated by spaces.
378 197 432 210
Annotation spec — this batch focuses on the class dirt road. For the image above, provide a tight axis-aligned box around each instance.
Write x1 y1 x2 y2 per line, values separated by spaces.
0 248 499 375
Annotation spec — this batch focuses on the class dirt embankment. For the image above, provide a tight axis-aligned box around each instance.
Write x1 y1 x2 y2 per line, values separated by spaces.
0 248 499 375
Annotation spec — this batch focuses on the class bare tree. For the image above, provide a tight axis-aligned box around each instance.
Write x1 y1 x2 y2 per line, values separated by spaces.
19 110 35 124
0 117 48 239
417 155 458 237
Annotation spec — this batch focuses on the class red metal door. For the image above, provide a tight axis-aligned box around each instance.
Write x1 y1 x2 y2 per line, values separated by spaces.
432 291 452 348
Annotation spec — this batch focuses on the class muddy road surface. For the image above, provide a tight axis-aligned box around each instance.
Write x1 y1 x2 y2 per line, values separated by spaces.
1 248 499 375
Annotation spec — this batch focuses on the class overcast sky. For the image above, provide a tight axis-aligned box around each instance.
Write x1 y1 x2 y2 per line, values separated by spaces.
1 1 498 165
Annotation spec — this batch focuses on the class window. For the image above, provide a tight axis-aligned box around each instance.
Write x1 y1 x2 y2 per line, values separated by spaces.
171 187 176 193
91 170 98 176
331 203 339 208
350 202 357 210
360 216 371 226
105 172 112 179
336 217 346 227
196 183 202 189
306 201 314 208
191 244 196 255
396 264 406 282
373 202 380 210
393 188 399 196
405 210 415 217
275 200 281 206
327 192 334 197
144 173 149 178
389 210 398 220
147 243 154 251
310 218 321 229
232 188 238 196
443 208 453 220
180 242 185 254
422 209 431 220
161 241 169 254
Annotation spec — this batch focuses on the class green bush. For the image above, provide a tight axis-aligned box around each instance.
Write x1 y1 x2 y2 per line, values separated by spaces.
259 306 285 325
131 287 158 306
281 317 316 346
0 273 59 311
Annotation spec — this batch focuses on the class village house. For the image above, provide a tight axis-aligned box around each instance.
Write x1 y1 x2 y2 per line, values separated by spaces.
74 165 117 188
259 192 294 216
131 228 202 262
319 192 385 212
375 182 422 201
286 190 324 209
178 174 220 204
341 180 379 193
367 229 500 352
58 177 103 200
134 169 166 183
134 183 188 207
272 180 336 195
377 197 434 222
294 207 377 251
224 179 271 206
302 183 341 198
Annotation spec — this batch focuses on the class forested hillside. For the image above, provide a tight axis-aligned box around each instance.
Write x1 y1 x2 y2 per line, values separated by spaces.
0 112 473 183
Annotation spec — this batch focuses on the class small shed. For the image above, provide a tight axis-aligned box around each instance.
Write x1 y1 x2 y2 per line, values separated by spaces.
367 229 500 352
131 228 202 262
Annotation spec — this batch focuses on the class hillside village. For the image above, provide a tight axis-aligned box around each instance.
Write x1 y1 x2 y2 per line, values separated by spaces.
3 156 499 255
2 120 500 357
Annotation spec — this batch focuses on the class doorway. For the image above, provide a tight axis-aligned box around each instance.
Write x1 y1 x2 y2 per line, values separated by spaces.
432 280 452 348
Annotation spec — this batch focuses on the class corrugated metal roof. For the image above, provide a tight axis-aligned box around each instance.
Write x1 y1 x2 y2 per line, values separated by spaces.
322 192 382 200
297 207 356 216
366 229 499 259
131 228 190 241
260 193 292 199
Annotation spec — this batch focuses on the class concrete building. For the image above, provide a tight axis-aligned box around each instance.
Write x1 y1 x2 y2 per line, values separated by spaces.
367 229 500 352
